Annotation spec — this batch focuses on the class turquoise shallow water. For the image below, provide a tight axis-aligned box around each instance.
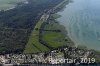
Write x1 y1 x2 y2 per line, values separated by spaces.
57 0 100 51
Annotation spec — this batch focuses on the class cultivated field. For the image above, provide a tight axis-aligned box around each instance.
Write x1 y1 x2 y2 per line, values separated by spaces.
24 14 50 53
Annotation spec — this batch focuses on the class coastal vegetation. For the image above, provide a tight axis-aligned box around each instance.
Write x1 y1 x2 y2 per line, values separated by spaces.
42 14 73 48
0 0 100 64
24 12 74 53
0 0 64 54
24 15 50 53
24 0 73 53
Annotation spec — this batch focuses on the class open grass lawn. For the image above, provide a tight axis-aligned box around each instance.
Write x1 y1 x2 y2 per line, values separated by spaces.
20 0 69 54
42 17 68 48
43 31 66 48
24 15 49 54
24 14 71 53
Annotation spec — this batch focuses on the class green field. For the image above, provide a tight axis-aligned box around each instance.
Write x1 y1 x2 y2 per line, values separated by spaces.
24 15 50 54
43 31 66 48
24 0 72 54
42 17 68 48
24 14 73 53
0 0 26 10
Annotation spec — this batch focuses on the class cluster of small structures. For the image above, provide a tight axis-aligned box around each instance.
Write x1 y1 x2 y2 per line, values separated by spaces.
0 46 92 65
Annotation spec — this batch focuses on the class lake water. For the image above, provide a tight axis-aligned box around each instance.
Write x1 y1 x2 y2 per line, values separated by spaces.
0 0 26 10
57 0 100 51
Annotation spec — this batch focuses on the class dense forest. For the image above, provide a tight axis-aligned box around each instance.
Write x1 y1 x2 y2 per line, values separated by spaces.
0 0 63 54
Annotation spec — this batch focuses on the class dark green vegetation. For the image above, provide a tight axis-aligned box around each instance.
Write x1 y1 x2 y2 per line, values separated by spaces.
24 0 73 54
0 0 64 54
42 14 73 48
24 15 50 53
24 13 74 53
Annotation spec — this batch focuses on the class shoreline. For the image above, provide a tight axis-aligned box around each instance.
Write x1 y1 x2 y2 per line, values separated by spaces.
24 0 72 53
55 0 100 63
56 0 100 52
0 0 29 12
0 0 99 65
